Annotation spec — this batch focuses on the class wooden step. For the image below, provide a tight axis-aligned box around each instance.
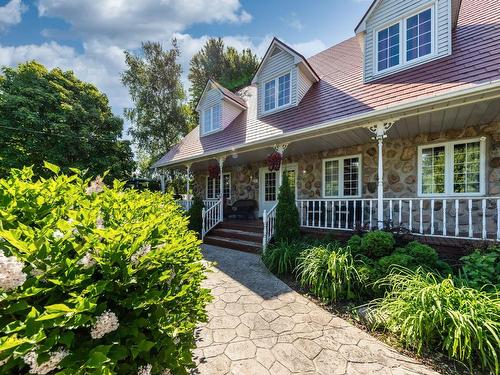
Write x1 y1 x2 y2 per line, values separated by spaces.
210 228 263 243
204 236 262 254
217 220 263 233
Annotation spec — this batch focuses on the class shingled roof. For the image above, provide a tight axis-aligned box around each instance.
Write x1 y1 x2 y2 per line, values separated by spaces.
154 0 500 168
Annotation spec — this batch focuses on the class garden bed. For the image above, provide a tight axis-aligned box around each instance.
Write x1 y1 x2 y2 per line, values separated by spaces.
262 233 499 375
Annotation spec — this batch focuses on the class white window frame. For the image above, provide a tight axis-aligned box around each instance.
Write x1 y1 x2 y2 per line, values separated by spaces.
202 104 221 135
374 3 436 76
417 137 486 197
206 173 231 200
322 155 362 198
262 70 292 114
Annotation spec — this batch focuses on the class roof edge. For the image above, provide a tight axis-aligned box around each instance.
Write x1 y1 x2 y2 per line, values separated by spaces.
154 79 500 168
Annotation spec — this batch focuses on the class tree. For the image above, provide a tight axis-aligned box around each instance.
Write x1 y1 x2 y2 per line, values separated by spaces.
0 61 135 181
122 40 191 174
275 172 300 243
188 38 259 111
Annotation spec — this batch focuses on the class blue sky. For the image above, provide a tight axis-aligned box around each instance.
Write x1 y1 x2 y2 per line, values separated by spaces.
0 0 371 133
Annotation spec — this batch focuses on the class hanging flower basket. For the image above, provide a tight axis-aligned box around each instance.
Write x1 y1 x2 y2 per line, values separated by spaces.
267 152 282 171
208 164 220 179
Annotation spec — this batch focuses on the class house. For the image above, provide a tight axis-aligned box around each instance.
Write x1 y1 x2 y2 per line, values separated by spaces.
153 0 500 253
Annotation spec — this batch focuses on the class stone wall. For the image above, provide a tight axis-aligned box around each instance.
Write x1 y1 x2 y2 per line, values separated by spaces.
192 123 498 229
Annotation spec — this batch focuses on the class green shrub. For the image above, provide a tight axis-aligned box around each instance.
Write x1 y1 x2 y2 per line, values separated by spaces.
262 241 304 275
399 241 438 266
373 267 500 374
459 246 500 290
378 253 414 271
296 244 361 302
0 164 211 374
360 231 395 258
346 235 363 255
187 195 204 236
275 172 300 242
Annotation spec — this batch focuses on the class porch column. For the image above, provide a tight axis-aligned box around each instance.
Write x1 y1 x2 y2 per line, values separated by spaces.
186 164 191 200
274 143 289 188
218 156 226 199
368 120 396 229
159 172 166 193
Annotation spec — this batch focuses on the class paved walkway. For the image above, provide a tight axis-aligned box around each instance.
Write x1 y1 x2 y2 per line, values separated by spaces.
192 245 439 375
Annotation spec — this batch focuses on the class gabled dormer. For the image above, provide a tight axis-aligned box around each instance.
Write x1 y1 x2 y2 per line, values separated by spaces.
252 38 319 118
196 80 247 136
356 0 462 82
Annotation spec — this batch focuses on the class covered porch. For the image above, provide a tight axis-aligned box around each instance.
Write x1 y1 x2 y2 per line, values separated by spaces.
159 95 500 249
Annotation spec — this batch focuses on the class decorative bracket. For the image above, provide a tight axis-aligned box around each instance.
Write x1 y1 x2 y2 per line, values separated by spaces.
367 119 399 140
217 156 226 169
273 143 289 156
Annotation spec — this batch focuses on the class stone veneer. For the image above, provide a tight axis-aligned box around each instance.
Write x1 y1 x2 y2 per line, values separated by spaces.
193 123 499 202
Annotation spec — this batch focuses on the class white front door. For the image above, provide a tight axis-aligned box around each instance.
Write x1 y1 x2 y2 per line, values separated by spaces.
259 167 277 217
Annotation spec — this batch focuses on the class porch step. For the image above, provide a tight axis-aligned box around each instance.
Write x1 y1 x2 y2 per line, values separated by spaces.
211 228 263 243
204 220 263 253
204 235 262 254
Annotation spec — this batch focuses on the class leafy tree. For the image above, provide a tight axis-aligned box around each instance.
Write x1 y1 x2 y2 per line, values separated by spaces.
275 172 300 242
188 195 205 237
0 61 134 181
188 38 259 111
122 40 191 173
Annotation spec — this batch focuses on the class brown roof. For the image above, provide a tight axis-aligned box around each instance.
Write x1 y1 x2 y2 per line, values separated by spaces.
211 80 247 108
154 0 500 168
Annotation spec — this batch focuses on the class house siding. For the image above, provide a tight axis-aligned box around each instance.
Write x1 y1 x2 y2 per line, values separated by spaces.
222 100 243 130
364 0 452 82
297 66 313 104
256 47 298 118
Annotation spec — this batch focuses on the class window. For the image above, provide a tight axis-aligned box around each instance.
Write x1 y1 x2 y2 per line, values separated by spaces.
375 6 434 73
202 104 221 134
206 173 231 199
322 155 361 198
418 139 485 196
263 72 291 112
377 23 400 71
406 8 432 61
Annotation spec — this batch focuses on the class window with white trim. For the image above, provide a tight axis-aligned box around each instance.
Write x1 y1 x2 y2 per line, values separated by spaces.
202 104 221 134
418 139 485 196
206 173 231 199
264 72 291 112
322 155 361 198
375 6 434 73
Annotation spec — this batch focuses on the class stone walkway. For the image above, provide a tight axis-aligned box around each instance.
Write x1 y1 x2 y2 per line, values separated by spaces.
192 245 439 375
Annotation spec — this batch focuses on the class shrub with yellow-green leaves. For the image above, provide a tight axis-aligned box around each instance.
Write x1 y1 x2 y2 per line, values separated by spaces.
0 163 211 374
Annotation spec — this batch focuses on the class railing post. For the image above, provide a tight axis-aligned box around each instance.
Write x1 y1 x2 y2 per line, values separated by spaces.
201 207 206 240
262 209 268 251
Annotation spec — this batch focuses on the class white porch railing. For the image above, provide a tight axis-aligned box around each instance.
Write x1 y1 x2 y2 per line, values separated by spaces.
297 197 500 241
202 197 223 239
262 203 278 251
177 199 218 211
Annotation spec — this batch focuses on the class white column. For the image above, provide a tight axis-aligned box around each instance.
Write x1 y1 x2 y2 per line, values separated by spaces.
273 143 289 189
186 164 191 200
368 120 397 230
160 173 166 193
218 157 225 199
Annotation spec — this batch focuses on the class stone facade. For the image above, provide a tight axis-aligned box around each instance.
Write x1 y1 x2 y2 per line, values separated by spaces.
193 123 499 202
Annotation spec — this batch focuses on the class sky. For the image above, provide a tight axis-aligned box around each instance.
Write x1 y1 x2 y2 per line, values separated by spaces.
0 0 371 137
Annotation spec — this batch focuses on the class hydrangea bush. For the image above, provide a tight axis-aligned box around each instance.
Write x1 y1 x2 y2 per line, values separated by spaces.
0 163 210 374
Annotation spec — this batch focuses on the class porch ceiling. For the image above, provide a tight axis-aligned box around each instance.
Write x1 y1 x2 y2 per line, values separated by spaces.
186 97 500 172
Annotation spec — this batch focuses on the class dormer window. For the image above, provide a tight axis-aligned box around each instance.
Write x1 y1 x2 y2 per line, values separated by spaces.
264 72 291 113
375 6 435 74
202 104 221 134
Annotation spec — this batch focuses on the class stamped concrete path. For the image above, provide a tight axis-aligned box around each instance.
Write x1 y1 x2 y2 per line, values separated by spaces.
192 245 439 375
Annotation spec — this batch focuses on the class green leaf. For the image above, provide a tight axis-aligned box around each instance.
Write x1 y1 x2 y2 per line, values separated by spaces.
43 161 60 174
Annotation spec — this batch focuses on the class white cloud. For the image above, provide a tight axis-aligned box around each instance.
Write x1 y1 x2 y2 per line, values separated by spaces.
37 0 252 48
281 12 303 31
0 0 26 32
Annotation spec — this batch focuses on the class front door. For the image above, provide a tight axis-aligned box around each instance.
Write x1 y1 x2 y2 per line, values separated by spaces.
259 167 277 217
282 163 298 199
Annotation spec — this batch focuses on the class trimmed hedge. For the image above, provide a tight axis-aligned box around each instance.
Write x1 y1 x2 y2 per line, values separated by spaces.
0 164 210 374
